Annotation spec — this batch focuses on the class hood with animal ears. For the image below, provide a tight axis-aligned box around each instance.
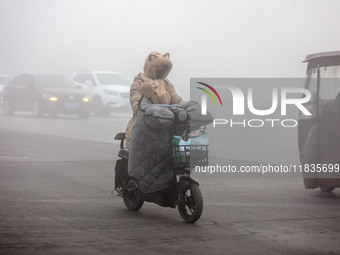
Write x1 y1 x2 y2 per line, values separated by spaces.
143 51 172 80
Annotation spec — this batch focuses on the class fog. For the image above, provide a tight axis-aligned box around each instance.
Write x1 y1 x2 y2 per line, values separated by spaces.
1 0 340 99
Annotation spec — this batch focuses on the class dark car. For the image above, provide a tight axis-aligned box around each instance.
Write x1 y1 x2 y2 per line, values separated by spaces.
2 74 91 118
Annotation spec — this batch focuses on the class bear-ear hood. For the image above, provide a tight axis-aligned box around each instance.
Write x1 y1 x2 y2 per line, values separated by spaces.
143 51 172 80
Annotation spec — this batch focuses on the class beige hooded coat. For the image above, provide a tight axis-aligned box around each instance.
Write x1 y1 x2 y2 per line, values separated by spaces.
125 52 183 148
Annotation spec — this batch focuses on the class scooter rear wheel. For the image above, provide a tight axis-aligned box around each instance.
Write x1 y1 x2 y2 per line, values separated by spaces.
123 178 144 211
178 183 203 223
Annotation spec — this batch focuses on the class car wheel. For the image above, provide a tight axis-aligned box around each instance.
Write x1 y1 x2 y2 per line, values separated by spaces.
319 185 335 192
79 112 90 119
92 96 110 117
32 100 44 118
3 97 14 116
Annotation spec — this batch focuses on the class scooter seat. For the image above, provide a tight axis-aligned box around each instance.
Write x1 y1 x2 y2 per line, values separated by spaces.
118 149 129 159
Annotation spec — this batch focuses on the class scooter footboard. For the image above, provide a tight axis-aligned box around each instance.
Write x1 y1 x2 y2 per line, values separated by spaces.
140 186 177 208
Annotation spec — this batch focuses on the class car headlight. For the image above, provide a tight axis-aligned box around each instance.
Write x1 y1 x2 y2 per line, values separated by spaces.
83 97 90 102
43 94 58 101
104 89 119 96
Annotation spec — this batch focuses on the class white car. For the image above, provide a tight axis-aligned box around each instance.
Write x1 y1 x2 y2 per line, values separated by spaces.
73 70 131 116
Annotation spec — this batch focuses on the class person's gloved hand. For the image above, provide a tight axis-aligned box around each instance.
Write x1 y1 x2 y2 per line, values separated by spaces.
144 105 174 129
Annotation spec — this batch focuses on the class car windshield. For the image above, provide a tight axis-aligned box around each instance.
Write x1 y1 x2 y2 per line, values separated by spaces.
309 65 340 78
34 76 75 88
97 73 130 85
307 65 340 100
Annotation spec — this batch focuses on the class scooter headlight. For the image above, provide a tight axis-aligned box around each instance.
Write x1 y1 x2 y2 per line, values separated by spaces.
177 110 187 122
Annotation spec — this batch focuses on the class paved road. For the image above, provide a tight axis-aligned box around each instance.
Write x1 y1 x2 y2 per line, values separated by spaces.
0 111 340 254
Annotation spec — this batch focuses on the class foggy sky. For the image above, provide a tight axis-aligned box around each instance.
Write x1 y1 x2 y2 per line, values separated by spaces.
1 0 340 99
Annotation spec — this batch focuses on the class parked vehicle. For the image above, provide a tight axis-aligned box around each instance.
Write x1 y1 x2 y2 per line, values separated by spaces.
73 70 131 116
0 74 9 108
2 74 91 118
0 74 9 94
298 51 340 192
114 101 211 223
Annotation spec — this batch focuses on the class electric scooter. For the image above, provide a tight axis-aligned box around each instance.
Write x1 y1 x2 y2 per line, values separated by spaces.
114 105 208 223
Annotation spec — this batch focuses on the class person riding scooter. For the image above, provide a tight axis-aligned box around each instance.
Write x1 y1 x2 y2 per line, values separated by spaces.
114 51 213 222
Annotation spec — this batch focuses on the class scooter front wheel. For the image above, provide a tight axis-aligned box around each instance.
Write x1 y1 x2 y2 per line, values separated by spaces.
178 183 203 223
123 178 144 210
